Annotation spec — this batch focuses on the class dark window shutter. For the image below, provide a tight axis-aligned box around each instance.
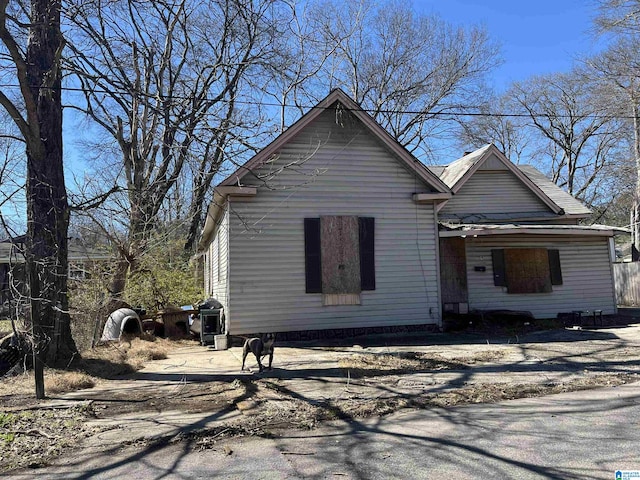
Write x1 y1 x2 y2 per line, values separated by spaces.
359 217 375 290
548 249 563 285
304 218 322 293
491 249 506 287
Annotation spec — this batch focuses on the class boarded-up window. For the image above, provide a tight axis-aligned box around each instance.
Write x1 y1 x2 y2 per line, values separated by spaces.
505 248 551 294
321 216 361 294
491 248 561 294
304 216 375 294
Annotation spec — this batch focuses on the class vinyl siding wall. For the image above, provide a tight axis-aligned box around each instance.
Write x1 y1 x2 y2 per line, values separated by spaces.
465 235 616 318
441 171 551 215
224 108 440 334
207 208 229 319
478 154 508 171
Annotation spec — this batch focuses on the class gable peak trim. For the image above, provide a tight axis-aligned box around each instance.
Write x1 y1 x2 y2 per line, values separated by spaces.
446 144 563 215
219 89 449 193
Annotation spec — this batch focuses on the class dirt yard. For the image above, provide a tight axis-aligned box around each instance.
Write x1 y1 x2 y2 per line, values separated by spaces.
2 322 640 472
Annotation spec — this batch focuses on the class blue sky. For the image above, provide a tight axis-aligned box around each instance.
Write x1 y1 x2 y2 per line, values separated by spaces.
2 0 606 231
416 0 603 90
63 1 605 198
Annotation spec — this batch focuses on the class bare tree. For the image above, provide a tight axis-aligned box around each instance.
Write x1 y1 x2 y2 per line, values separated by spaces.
456 92 531 163
0 0 75 397
0 112 24 219
595 0 640 33
587 37 640 244
312 0 500 159
64 0 280 292
511 71 623 202
0 114 26 330
592 1 640 248
257 1 354 132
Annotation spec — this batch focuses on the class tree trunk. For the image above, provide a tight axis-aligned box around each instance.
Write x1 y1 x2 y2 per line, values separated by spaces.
633 103 640 253
107 212 146 298
184 181 211 253
25 0 75 382
183 207 201 254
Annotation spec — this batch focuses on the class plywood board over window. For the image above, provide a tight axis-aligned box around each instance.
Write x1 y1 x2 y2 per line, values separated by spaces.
492 248 562 294
505 248 551 294
305 216 375 304
321 216 361 294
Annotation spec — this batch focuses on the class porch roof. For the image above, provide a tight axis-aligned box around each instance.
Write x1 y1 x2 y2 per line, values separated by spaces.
438 222 629 238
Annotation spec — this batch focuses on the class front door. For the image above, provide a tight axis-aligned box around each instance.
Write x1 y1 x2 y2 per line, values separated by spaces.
439 237 468 310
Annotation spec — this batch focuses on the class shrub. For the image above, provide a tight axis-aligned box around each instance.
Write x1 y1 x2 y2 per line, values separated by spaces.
124 238 203 311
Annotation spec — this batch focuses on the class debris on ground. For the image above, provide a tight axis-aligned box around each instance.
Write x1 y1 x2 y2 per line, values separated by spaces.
3 324 640 471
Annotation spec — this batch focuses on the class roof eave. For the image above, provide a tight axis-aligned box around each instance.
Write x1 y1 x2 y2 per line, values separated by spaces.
196 186 257 253
439 226 618 238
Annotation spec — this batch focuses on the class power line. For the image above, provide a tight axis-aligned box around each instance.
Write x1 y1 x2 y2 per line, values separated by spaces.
0 82 635 121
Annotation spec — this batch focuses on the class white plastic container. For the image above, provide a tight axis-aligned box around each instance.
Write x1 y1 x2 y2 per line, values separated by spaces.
214 334 228 350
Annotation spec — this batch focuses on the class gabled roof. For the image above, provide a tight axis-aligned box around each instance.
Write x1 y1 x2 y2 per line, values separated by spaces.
437 144 567 216
219 89 450 193
438 144 493 189
517 165 592 217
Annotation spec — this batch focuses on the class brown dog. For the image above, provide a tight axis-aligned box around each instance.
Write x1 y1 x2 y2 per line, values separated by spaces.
241 333 276 372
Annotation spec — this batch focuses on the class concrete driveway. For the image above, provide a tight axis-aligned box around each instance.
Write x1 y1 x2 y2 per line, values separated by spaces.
13 381 640 479
10 323 635 479
49 324 640 445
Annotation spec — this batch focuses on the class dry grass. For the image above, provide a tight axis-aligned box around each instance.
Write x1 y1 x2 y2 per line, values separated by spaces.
126 336 169 366
414 373 638 408
0 335 177 398
451 350 507 364
0 319 27 337
338 351 493 377
79 335 171 376
45 371 96 394
0 405 97 472
0 370 96 397
0 319 12 336
0 372 34 397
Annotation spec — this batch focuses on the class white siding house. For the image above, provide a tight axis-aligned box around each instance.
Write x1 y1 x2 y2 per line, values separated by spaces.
199 94 623 336
199 90 450 335
441 231 617 318
434 145 620 319
206 207 229 310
